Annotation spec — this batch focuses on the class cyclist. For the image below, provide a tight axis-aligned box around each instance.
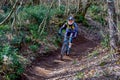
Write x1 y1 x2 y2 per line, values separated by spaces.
59 16 78 55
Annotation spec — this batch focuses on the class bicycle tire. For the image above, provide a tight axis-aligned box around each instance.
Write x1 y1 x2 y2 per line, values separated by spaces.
60 42 67 60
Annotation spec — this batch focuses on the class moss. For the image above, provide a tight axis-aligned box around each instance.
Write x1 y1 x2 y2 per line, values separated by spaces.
99 61 107 66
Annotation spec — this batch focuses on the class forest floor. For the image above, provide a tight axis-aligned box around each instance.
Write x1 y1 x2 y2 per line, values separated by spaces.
21 36 120 80
20 19 120 80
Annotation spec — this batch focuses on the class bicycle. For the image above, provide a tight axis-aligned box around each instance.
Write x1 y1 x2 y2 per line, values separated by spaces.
60 35 70 60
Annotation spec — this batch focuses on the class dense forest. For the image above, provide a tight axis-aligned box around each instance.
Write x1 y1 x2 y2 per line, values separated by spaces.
0 0 120 80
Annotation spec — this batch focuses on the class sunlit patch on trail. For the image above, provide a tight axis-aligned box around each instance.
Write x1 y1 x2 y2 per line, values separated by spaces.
34 66 51 77
53 60 66 63
62 55 73 60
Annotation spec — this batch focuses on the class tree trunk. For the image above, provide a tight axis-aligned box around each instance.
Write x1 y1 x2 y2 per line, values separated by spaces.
81 0 92 17
75 0 92 22
58 0 61 7
33 0 40 5
107 0 119 51
78 0 82 13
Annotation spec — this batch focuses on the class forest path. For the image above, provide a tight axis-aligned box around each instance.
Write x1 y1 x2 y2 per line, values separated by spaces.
21 34 100 80
19 17 120 80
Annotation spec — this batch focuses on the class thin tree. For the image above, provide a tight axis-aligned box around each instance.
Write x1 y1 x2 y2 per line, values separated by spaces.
0 0 19 25
76 0 92 20
107 0 119 51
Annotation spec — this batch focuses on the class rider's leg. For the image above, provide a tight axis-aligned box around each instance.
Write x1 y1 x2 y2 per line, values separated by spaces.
64 32 68 42
67 33 73 54
69 33 73 48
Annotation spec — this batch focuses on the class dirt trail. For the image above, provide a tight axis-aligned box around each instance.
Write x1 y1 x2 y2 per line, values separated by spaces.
21 35 99 80
20 19 120 80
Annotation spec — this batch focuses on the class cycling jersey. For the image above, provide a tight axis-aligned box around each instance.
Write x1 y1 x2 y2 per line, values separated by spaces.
59 22 78 33
59 22 78 43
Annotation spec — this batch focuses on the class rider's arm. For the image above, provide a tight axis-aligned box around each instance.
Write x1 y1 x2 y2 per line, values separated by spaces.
59 23 67 34
74 23 78 32
74 23 79 38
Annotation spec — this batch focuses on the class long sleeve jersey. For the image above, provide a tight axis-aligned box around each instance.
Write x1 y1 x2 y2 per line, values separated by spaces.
59 22 78 33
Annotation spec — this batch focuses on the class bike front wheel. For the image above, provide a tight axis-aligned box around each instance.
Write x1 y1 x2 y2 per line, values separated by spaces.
60 43 67 60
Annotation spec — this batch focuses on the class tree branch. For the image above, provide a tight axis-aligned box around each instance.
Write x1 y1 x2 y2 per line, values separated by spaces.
0 0 19 25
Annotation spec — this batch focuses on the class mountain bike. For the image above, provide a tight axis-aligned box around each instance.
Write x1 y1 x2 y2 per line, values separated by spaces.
60 36 70 60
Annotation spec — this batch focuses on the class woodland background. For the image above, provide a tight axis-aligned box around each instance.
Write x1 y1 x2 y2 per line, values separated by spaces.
0 0 120 80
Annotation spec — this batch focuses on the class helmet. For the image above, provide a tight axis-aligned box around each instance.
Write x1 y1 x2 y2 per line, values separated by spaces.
68 16 74 20
68 16 74 25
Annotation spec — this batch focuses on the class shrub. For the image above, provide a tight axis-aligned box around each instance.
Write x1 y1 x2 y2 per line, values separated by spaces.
54 5 65 17
22 5 48 24
74 13 85 23
29 44 39 52
0 25 10 33
101 35 109 48
89 5 101 14
0 44 24 80
29 24 39 39
0 25 10 46
87 5 106 25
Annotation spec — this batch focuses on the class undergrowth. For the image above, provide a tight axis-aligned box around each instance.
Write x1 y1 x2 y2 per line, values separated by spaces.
0 4 66 79
0 44 26 80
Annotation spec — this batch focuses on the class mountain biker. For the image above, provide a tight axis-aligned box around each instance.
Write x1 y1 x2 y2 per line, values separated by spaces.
59 16 78 54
